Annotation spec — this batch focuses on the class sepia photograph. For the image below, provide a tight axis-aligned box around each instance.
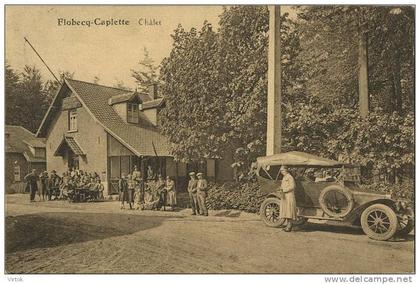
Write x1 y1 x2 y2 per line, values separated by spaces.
2 1 416 280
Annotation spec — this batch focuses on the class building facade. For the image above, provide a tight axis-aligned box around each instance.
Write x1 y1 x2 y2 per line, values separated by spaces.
36 79 233 196
5 125 46 193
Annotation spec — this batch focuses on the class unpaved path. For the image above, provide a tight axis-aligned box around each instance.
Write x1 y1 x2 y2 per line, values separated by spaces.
5 194 414 273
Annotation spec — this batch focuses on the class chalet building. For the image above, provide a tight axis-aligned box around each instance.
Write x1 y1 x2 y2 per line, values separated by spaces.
5 125 46 192
36 79 233 196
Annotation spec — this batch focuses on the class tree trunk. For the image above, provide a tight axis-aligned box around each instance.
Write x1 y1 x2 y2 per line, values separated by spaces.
392 52 403 113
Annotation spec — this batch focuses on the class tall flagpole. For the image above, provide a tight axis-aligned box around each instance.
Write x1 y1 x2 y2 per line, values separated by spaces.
266 5 282 155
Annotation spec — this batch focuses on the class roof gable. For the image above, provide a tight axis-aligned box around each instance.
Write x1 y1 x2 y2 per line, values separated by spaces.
5 125 46 162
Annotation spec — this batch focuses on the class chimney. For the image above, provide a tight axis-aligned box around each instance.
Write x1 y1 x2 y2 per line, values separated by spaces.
148 83 158 100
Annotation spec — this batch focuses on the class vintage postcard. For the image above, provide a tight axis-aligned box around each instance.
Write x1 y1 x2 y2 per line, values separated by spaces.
3 3 415 280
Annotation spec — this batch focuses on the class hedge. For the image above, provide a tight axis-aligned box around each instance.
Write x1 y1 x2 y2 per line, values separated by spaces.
206 181 266 213
206 180 414 213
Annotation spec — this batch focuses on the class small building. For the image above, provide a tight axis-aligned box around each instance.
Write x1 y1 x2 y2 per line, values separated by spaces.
36 79 233 196
5 125 46 192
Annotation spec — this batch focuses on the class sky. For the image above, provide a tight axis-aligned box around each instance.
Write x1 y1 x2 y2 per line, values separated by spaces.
6 5 293 89
5 5 224 88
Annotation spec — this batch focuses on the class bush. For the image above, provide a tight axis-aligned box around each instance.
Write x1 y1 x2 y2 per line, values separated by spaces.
206 181 265 213
361 181 414 201
206 180 414 214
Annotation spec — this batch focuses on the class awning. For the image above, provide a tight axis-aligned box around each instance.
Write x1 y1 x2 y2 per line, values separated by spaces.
54 136 86 156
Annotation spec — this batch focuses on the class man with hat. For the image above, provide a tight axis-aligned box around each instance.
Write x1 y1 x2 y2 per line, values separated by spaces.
24 169 39 202
279 165 297 232
196 172 208 216
187 172 198 215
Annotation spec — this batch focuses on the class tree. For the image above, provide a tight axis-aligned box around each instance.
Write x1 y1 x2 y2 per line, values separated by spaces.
5 63 21 126
131 47 159 92
296 6 414 114
159 6 303 167
159 22 226 162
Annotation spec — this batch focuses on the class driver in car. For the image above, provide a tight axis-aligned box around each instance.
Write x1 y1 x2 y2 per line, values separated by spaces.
279 165 297 232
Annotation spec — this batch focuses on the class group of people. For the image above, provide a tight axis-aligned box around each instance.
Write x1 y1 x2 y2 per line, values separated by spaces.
187 171 208 216
24 168 105 202
118 165 177 211
23 164 212 218
117 166 210 216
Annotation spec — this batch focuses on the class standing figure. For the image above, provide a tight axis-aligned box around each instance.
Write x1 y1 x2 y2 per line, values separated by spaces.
187 172 198 215
127 174 135 209
59 172 70 199
39 171 49 201
147 165 156 181
156 175 166 211
132 165 142 182
133 179 142 210
95 179 105 200
24 169 38 202
278 165 297 232
196 172 208 216
165 176 176 210
48 170 60 200
119 173 129 209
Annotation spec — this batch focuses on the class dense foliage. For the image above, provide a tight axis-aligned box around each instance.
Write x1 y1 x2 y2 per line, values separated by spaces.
206 181 265 213
160 6 302 166
5 64 73 132
160 5 414 185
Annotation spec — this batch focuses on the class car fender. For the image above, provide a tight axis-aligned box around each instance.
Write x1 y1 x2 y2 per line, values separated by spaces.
266 192 283 200
343 198 396 224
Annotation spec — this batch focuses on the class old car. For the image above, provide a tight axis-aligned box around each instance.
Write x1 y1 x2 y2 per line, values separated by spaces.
256 151 414 241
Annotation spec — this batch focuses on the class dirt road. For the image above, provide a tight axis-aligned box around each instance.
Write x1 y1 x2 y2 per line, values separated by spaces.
5 194 414 273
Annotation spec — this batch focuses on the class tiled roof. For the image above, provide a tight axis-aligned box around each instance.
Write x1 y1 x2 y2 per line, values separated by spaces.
108 91 143 105
142 98 165 110
5 125 46 162
65 79 170 156
23 139 46 148
54 136 86 156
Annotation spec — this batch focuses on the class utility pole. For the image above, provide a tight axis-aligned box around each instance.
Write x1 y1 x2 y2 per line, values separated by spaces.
358 9 369 118
266 5 282 155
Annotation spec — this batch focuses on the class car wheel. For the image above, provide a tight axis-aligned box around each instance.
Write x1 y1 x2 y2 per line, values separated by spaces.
260 197 286 228
319 186 354 218
361 203 398 241
396 216 414 236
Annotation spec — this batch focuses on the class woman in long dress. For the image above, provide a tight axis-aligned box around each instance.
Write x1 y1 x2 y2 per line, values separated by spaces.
279 165 297 232
165 176 176 210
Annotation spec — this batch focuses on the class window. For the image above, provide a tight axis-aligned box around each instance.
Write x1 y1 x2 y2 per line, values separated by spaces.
127 103 139 123
69 109 78 131
13 165 21 182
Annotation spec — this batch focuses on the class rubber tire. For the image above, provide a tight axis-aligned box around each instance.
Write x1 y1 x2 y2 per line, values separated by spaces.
397 218 414 236
361 203 398 241
319 186 354 218
260 197 286 228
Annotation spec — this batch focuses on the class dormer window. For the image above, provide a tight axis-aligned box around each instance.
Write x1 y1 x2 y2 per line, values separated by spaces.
127 103 139 124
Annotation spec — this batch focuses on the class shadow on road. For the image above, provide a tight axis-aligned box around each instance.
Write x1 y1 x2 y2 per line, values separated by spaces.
214 210 242 218
296 222 365 235
6 212 184 254
295 222 414 242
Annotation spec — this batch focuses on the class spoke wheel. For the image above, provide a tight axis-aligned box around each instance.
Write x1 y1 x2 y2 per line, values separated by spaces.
319 186 354 218
260 198 286 228
361 204 398 241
